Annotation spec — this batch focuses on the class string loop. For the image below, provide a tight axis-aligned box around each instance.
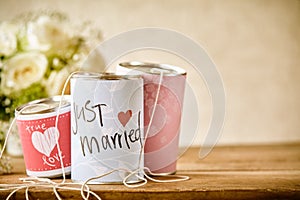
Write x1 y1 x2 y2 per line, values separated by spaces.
0 70 189 199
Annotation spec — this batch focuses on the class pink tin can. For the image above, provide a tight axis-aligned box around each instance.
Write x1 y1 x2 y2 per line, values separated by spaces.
15 96 71 178
118 62 186 174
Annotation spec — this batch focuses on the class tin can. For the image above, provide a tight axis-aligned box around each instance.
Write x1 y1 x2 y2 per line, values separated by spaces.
15 96 71 178
117 62 186 174
71 72 144 184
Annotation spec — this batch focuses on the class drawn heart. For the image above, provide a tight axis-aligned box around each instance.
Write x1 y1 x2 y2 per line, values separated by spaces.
118 110 132 127
31 127 59 157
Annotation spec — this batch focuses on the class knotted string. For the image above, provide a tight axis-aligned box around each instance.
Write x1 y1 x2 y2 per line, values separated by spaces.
0 69 189 200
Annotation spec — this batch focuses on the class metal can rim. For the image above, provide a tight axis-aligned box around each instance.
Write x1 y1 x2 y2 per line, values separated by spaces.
119 61 187 76
71 71 142 80
15 95 71 115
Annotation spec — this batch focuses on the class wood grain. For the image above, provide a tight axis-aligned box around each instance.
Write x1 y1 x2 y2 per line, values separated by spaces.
1 143 299 199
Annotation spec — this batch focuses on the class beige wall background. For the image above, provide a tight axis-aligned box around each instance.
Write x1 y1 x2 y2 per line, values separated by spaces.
0 0 299 146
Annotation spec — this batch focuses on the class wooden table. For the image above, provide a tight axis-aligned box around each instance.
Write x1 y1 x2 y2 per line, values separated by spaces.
0 143 299 199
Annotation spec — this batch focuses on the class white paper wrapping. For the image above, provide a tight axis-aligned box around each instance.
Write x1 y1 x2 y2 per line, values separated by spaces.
71 74 144 183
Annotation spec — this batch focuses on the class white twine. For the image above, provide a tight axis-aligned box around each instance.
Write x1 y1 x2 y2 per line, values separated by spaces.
0 70 189 199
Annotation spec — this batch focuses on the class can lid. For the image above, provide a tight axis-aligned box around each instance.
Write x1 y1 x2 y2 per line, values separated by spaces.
71 71 141 80
119 61 186 76
15 95 70 115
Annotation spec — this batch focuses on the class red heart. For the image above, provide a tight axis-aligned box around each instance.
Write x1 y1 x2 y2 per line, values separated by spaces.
118 110 132 127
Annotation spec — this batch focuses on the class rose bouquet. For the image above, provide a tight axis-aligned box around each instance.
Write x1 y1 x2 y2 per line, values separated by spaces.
0 11 102 164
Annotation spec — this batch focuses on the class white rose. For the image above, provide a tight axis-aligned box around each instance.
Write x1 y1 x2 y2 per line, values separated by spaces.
22 15 73 51
0 52 48 95
0 22 18 56
44 68 70 96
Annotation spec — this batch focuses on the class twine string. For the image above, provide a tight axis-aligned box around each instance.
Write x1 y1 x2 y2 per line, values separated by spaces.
0 70 189 200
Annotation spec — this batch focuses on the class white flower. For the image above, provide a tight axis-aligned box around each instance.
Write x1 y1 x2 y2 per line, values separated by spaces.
0 22 18 56
0 52 48 95
44 68 69 96
22 15 73 52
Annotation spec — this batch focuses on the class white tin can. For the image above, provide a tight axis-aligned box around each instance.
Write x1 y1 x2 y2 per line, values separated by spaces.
71 72 144 184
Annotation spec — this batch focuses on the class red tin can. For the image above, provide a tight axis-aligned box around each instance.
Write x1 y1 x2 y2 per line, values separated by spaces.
15 96 71 178
118 62 186 174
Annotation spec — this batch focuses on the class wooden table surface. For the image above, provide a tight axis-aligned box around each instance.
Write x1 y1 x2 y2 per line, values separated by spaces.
0 143 299 199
